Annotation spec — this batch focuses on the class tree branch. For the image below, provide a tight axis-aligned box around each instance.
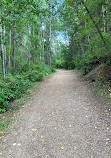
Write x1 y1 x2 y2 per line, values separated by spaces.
81 1 106 45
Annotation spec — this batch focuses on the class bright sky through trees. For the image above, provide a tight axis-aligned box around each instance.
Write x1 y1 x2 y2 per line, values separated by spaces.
56 0 69 44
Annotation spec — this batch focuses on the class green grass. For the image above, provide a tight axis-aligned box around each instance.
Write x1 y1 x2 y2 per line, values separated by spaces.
0 119 12 138
0 120 11 131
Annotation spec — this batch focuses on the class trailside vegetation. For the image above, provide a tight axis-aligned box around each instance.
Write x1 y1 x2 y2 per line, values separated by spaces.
0 62 55 112
1 0 111 111
56 0 111 75
0 0 58 112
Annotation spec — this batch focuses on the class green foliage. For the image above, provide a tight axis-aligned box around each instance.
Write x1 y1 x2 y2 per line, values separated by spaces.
51 67 56 73
0 119 11 137
55 60 64 68
43 66 52 75
54 44 75 70
25 71 43 82
55 59 75 70
56 0 111 76
0 62 54 112
73 44 111 75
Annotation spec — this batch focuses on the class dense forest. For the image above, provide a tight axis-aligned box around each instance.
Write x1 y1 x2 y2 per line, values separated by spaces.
56 0 111 70
0 0 111 112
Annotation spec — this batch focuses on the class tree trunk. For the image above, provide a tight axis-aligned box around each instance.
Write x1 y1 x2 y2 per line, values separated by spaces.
81 1 106 45
46 23 49 66
8 30 11 73
28 22 30 71
3 25 7 75
49 17 52 69
102 5 108 33
88 35 91 51
0 24 6 80
12 20 16 71
42 28 45 63
79 39 84 54
40 29 42 62
49 2 52 69
38 27 42 62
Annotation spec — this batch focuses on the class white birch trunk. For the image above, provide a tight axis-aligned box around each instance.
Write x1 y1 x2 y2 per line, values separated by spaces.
39 27 43 62
49 18 52 68
38 28 42 61
8 29 11 73
42 28 45 63
46 22 49 65
13 20 16 71
49 1 52 69
28 22 30 71
3 25 7 75
102 5 107 33
0 24 6 80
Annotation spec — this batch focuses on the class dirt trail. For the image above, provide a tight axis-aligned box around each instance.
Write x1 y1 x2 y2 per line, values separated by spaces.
1 70 111 158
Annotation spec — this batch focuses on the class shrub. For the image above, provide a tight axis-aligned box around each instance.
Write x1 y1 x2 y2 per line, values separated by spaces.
0 62 54 112
24 71 43 82
55 60 64 68
51 67 56 73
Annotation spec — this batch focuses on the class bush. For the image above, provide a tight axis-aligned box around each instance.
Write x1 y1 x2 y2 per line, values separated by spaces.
51 67 56 73
55 60 64 68
25 71 43 82
73 50 105 75
0 62 55 112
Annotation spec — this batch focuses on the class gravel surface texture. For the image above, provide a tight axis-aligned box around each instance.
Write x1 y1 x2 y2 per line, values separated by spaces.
1 70 111 158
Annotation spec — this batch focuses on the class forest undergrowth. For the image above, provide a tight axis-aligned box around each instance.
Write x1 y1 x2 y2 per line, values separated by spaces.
0 62 55 113
0 62 55 139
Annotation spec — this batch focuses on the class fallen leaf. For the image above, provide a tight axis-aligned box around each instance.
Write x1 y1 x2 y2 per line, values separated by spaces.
54 127 57 130
61 147 64 150
2 136 4 138
74 146 76 150
69 125 72 127
41 135 44 138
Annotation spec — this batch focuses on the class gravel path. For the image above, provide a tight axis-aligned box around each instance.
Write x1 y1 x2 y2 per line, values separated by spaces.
1 70 111 158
